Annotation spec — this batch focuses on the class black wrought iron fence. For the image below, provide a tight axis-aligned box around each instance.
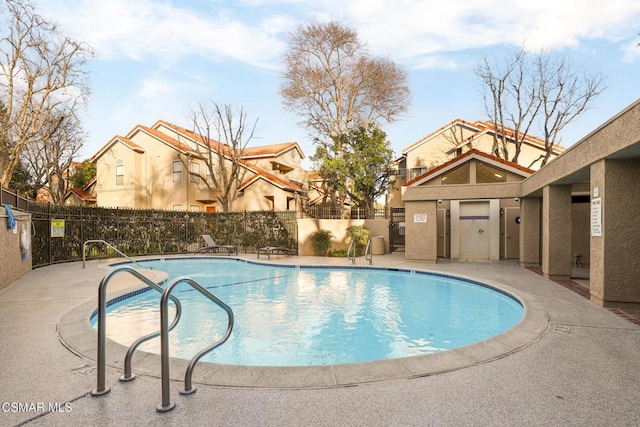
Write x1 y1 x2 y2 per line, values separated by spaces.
2 188 297 268
306 206 389 219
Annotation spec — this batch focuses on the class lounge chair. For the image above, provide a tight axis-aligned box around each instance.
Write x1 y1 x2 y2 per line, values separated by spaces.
257 246 293 259
197 235 237 255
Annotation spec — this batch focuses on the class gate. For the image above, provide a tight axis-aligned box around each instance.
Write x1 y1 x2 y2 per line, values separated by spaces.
388 207 405 253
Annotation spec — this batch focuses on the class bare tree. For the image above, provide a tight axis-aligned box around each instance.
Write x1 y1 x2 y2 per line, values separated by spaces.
476 47 606 167
281 21 410 139
182 102 257 212
281 21 410 206
22 113 85 204
0 0 93 188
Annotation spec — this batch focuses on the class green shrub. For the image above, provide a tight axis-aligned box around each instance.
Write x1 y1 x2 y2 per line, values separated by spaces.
329 249 348 257
346 225 369 256
309 229 333 256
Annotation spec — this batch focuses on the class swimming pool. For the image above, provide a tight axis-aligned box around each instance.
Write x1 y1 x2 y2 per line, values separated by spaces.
97 258 523 366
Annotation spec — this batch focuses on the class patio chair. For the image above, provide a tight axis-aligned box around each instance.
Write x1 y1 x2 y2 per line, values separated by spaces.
197 235 237 255
257 246 294 260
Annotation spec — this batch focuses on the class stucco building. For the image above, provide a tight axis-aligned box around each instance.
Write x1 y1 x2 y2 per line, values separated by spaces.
402 99 640 309
388 119 565 207
91 120 307 212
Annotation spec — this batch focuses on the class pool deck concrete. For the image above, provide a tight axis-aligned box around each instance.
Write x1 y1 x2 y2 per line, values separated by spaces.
1 254 640 426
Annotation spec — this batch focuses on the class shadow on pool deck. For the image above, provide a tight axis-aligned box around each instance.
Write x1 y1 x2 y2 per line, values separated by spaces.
2 254 640 426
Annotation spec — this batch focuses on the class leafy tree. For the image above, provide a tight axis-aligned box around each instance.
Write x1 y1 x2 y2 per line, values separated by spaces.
70 159 96 188
8 160 34 197
182 101 257 212
281 21 410 204
314 125 394 212
476 46 606 167
0 0 93 188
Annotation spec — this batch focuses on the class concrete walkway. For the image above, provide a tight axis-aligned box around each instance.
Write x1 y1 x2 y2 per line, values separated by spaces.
1 255 639 426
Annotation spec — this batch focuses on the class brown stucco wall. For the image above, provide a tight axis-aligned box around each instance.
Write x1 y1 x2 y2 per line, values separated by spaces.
0 211 32 291
590 158 640 307
542 185 573 279
571 202 591 267
519 197 541 267
404 201 437 262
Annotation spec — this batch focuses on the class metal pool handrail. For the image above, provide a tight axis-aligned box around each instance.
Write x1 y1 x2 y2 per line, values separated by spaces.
82 239 144 269
90 266 182 397
157 276 234 413
365 239 373 265
347 240 356 264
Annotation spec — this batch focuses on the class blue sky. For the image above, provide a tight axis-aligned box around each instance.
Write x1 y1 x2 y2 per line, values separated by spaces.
35 0 640 167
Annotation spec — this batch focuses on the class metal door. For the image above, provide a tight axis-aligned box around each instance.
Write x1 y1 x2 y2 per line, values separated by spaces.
388 207 405 253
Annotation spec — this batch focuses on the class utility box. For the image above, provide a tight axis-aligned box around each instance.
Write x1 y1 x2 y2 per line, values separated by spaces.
372 236 385 255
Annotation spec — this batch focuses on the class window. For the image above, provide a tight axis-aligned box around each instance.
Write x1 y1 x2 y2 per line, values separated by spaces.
441 163 470 185
172 204 182 211
189 204 201 212
476 162 506 183
190 163 200 184
264 195 274 210
410 167 427 180
115 159 124 185
173 161 183 183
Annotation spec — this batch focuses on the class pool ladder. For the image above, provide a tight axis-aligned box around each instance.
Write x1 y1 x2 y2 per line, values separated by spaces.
91 266 234 413
347 239 373 265
82 239 143 269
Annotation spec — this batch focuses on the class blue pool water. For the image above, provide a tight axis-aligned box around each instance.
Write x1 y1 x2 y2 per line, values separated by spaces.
97 258 523 366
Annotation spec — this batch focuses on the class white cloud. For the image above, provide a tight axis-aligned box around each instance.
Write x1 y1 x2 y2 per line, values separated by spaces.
38 0 287 68
622 40 640 63
36 0 640 70
340 0 640 59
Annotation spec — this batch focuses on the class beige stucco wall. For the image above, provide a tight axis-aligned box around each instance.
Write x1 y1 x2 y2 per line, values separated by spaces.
0 211 32 291
405 130 462 172
238 179 297 212
297 218 389 256
95 143 144 208
250 147 307 186
405 129 557 176
468 133 556 170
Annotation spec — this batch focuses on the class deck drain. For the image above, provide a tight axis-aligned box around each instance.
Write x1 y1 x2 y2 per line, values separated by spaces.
553 325 571 333
69 363 96 376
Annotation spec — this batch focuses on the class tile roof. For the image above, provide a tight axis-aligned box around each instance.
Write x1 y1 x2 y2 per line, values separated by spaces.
130 125 198 154
402 118 482 154
66 187 96 201
453 121 566 154
153 120 233 155
242 142 305 159
238 168 305 193
402 118 566 157
90 135 145 162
